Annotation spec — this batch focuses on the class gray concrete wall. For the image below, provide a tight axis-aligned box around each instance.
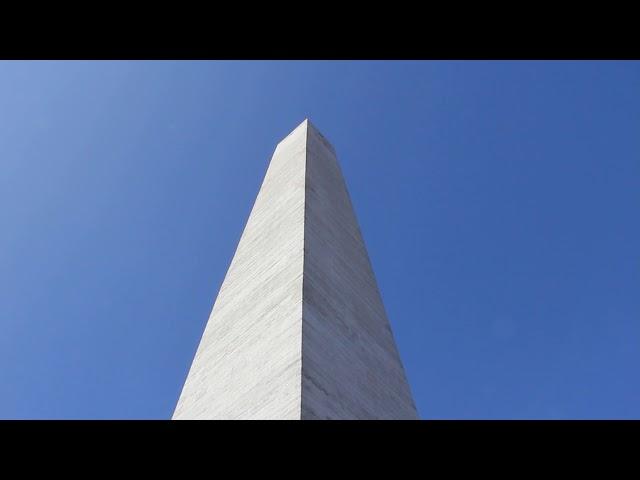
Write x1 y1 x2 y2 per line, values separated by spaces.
301 122 418 419
172 122 307 420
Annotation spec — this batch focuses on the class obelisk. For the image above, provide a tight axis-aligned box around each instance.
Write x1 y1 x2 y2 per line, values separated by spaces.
173 120 418 419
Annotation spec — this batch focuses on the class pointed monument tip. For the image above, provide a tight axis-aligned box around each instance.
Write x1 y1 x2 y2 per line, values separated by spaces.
277 118 335 154
301 117 319 129
303 117 322 131
300 118 319 135
277 118 310 145
305 119 336 153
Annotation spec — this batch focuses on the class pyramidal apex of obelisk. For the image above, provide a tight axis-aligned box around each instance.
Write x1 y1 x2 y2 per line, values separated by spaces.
173 119 418 420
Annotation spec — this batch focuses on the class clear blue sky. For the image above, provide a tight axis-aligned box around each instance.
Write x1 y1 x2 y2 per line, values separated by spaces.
1 61 638 419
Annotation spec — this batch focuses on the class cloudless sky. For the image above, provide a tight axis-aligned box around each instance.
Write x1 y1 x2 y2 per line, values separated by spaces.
0 61 638 419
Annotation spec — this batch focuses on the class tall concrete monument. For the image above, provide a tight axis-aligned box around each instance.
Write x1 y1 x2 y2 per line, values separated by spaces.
173 120 418 420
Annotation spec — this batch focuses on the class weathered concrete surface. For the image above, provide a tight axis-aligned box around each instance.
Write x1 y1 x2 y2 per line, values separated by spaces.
172 122 306 420
301 123 418 419
173 119 418 420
